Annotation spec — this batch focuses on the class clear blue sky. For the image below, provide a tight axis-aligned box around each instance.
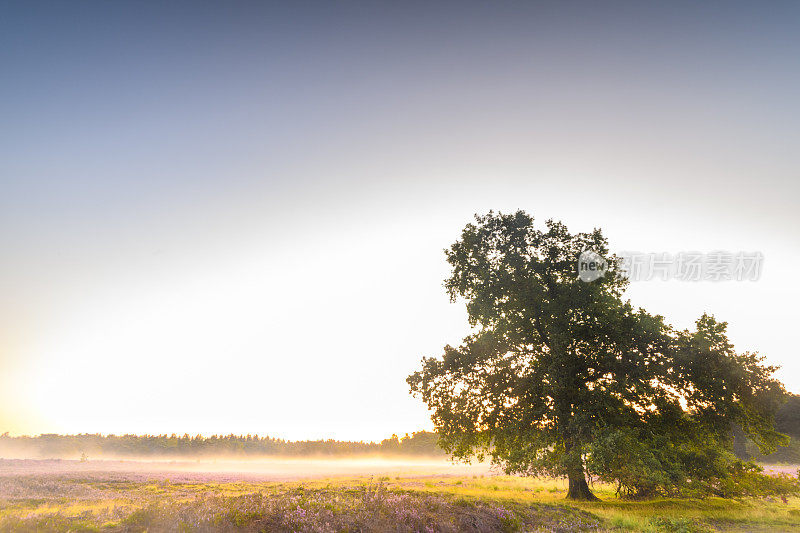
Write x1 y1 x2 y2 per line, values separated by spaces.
2 1 799 439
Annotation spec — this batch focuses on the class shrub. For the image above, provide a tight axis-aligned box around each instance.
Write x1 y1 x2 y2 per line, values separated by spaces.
588 428 800 499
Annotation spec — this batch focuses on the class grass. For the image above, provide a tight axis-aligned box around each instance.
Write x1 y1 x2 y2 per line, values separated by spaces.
0 474 799 531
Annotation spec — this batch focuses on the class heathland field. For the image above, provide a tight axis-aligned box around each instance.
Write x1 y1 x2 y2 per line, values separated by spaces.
1 459 799 532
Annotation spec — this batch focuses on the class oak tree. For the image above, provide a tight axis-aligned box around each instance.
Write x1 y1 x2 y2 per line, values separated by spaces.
408 211 786 500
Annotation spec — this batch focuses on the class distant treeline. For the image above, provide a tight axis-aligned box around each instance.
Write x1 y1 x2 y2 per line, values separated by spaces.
2 395 796 462
0 431 444 459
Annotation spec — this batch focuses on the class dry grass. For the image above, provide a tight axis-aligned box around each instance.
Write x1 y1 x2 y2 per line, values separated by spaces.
0 461 799 531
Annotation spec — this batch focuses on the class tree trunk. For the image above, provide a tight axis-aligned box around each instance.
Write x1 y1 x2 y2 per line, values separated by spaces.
731 424 750 460
566 472 600 501
563 435 600 501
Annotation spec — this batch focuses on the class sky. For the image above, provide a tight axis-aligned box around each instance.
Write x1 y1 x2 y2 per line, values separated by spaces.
1 1 799 441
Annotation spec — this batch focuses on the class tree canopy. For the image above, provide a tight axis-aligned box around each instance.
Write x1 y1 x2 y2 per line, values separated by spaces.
408 211 788 500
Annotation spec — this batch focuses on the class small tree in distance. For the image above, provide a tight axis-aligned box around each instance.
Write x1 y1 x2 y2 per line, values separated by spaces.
408 211 787 500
